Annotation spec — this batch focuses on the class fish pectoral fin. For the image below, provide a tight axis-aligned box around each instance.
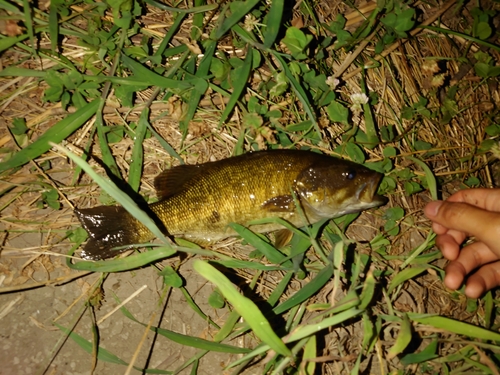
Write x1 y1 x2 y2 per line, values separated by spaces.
274 229 293 249
261 195 296 212
154 164 204 199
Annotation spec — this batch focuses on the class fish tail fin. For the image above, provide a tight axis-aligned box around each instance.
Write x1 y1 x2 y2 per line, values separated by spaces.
75 206 147 260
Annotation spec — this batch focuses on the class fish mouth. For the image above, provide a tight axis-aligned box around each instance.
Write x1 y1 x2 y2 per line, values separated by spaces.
358 175 388 207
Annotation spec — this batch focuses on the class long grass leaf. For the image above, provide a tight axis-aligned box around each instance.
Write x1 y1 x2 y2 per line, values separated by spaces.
408 314 500 342
288 308 363 342
0 99 100 173
145 122 183 164
193 260 292 357
142 0 217 13
406 156 438 200
214 0 261 40
0 34 29 53
119 301 249 354
219 46 252 125
152 13 187 61
212 259 283 271
263 0 284 48
128 108 149 192
54 323 128 365
272 52 320 137
68 246 176 272
22 0 35 53
48 2 58 53
228 223 290 266
273 264 333 315
120 54 194 90
179 40 215 134
387 266 428 295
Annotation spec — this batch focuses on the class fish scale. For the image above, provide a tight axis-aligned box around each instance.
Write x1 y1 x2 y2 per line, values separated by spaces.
75 149 387 260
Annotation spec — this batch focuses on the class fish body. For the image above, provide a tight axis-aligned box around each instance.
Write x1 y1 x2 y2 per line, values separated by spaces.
75 150 387 260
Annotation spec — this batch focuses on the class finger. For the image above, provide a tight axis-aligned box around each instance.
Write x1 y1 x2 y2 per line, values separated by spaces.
424 200 500 251
444 241 498 290
435 233 461 260
431 221 467 246
464 262 500 298
447 188 500 212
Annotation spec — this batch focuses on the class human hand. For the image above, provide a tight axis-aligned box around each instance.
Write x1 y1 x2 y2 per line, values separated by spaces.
424 188 500 298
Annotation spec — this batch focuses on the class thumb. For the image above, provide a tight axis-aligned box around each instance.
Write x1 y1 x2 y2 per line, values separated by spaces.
425 200 500 247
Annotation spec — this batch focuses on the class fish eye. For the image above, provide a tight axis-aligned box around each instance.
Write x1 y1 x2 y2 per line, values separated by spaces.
343 170 356 180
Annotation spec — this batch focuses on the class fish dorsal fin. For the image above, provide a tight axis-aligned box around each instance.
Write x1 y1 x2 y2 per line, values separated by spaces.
154 164 203 199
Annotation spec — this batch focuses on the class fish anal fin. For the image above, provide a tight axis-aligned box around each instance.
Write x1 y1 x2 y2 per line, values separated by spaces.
154 164 203 199
261 195 295 213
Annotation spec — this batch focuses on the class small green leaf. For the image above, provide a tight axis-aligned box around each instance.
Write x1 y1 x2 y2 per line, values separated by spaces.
382 146 397 158
208 289 226 309
345 143 365 163
326 101 349 125
160 266 183 288
383 207 404 221
281 27 313 60
10 118 28 135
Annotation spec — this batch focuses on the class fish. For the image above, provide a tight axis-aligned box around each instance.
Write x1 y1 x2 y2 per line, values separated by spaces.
75 149 388 260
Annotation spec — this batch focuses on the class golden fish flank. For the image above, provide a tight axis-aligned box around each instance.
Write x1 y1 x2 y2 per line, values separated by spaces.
75 150 388 260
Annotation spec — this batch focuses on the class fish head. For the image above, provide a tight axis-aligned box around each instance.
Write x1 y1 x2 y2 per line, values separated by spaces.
295 160 388 220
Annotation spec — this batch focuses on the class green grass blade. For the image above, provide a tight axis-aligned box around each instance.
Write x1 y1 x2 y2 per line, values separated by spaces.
48 2 59 53
214 0 261 40
145 122 184 164
22 0 35 53
272 52 320 137
0 0 22 13
401 231 436 269
408 314 500 342
179 40 215 134
152 12 187 61
119 298 250 354
263 0 284 48
273 264 333 315
142 0 217 14
267 271 293 307
95 110 121 178
287 308 363 343
68 246 177 272
406 156 437 200
193 260 292 357
53 143 171 246
228 223 290 266
120 54 194 90
54 323 128 365
387 266 428 295
212 259 283 271
153 326 250 354
219 46 252 125
180 287 220 329
0 34 29 53
128 108 149 192
0 99 100 173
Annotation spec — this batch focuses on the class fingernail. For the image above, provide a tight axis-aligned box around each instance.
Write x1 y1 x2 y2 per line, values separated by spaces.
425 201 443 217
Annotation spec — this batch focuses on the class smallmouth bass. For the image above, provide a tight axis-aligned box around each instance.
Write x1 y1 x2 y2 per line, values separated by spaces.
75 150 387 260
